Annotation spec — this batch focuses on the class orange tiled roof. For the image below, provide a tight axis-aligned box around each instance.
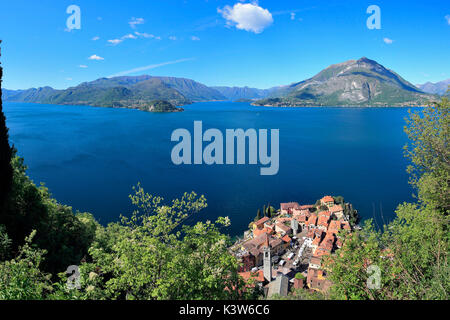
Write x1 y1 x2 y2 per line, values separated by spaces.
239 270 265 283
317 215 330 227
314 247 331 257
312 237 321 246
254 216 269 226
253 227 271 237
306 215 317 226
321 196 334 203
329 205 343 213
280 202 300 210
328 220 341 234
318 210 331 217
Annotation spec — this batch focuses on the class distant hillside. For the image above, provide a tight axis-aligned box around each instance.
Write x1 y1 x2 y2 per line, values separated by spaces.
2 89 26 100
212 86 269 101
3 87 58 103
253 57 437 107
3 75 226 109
417 79 450 96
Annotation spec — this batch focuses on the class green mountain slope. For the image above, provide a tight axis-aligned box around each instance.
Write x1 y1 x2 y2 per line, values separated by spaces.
254 57 438 107
3 75 226 109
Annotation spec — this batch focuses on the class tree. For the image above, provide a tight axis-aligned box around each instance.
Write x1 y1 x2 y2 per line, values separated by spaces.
0 225 12 260
263 205 266 217
0 152 97 275
404 97 449 212
62 185 250 300
256 209 261 221
0 40 13 210
0 231 52 300
334 196 344 205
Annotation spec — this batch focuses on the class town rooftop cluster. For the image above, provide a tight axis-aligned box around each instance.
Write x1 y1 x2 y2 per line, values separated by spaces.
231 196 354 298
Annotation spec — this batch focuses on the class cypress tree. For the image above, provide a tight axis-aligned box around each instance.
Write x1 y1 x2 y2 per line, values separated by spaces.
256 209 261 221
263 205 266 217
0 40 13 209
267 202 271 218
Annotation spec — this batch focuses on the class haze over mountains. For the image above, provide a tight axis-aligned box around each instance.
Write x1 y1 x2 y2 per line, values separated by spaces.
416 79 450 96
4 58 439 109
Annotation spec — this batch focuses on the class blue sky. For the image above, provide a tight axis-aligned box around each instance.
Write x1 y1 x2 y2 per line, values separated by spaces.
0 0 449 90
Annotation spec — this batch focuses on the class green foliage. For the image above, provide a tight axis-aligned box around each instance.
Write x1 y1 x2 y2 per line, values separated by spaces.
54 185 249 300
404 97 449 211
140 100 182 112
272 288 325 300
326 221 396 300
333 196 344 205
0 151 98 274
0 231 53 300
0 225 12 260
294 273 305 280
256 209 261 221
265 203 275 218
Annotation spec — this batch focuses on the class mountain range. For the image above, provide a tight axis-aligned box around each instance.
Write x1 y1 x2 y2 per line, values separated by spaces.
3 76 225 109
416 79 450 96
4 58 440 109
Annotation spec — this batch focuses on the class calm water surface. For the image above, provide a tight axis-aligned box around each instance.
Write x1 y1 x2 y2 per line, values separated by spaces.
4 101 414 235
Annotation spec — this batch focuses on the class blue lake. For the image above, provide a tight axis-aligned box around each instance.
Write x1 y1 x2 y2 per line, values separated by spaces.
4 101 414 236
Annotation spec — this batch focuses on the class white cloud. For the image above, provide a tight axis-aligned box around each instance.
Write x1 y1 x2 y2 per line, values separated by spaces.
88 54 104 61
92 36 100 41
218 2 273 34
383 37 394 44
129 17 145 29
191 36 200 41
134 32 160 40
169 36 177 40
122 33 138 39
135 31 154 38
79 65 88 68
107 58 194 78
445 15 450 25
290 13 296 20
108 39 123 45
65 77 73 81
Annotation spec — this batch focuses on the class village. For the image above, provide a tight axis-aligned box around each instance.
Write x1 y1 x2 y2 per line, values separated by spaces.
230 196 356 298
